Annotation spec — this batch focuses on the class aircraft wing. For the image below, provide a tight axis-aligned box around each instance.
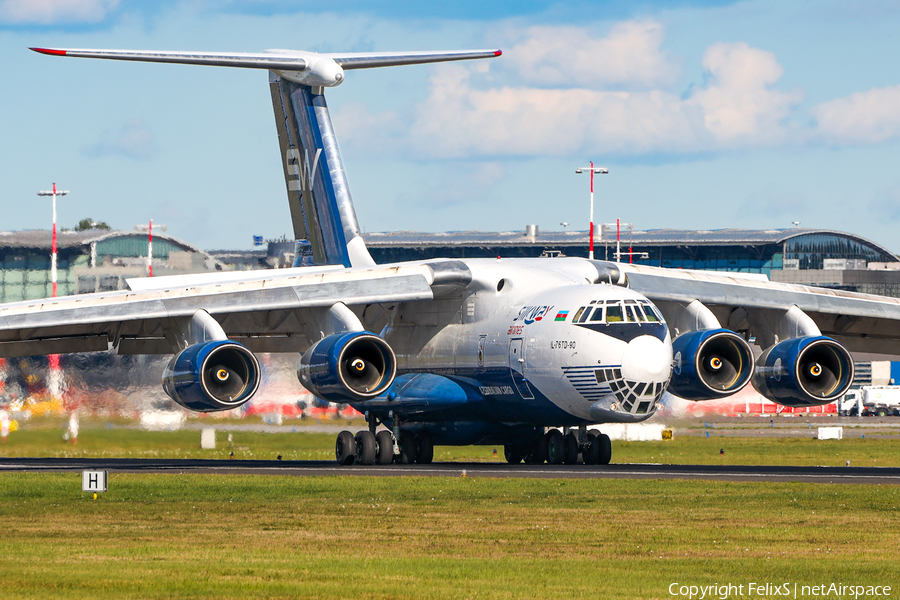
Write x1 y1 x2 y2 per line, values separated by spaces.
0 260 470 358
620 263 900 354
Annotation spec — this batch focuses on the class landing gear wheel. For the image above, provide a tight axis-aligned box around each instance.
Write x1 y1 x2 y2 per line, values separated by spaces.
597 433 612 465
526 434 548 464
504 444 527 464
375 430 395 465
416 432 434 464
584 432 601 465
546 430 565 465
398 432 417 464
355 430 377 465
563 432 579 464
335 430 357 465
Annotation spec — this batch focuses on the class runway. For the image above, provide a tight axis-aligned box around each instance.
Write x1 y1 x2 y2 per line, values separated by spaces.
2 457 900 484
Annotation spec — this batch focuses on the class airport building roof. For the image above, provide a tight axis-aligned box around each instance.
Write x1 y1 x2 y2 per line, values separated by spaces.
363 227 898 258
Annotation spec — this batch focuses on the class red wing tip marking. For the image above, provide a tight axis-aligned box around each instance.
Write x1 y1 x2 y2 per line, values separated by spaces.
493 50 502 56
30 47 67 56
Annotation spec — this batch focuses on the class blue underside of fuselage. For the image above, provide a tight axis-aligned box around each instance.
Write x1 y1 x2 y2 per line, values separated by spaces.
350 367 602 445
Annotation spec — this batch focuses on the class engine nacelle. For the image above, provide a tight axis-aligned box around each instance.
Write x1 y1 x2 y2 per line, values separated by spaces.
297 331 396 402
669 329 755 400
162 340 261 412
751 336 854 407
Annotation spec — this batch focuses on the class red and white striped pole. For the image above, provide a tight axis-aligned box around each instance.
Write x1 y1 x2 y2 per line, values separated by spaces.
37 183 68 403
575 164 608 261
37 183 68 297
147 219 153 277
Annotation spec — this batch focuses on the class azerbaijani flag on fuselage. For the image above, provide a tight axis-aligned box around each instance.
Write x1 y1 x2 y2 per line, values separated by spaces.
554 311 569 321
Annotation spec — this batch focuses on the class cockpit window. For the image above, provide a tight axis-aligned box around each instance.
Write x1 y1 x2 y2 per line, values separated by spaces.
628 305 647 322
572 307 586 323
606 305 624 322
589 306 605 322
640 303 663 322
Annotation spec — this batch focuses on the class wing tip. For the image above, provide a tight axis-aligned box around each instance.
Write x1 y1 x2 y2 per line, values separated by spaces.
30 47 67 56
494 50 502 57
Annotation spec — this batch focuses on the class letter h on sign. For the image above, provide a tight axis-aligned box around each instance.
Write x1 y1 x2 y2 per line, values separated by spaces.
82 470 108 493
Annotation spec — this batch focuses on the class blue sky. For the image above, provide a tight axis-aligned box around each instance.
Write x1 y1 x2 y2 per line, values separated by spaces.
2 0 900 252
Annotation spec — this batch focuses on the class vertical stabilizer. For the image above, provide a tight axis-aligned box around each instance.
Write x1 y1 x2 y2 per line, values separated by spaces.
31 46 502 268
270 73 374 268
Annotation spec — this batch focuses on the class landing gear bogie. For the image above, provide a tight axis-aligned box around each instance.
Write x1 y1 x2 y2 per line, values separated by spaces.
355 430 377 465
335 430 357 466
375 430 394 465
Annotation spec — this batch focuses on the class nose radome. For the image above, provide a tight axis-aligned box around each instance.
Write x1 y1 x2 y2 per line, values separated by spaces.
621 335 673 382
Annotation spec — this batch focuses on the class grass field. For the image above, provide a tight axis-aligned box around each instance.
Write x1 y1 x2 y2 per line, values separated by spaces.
3 417 900 467
1 473 898 599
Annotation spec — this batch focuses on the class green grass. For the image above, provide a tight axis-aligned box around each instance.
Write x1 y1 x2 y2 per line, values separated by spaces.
3 417 900 466
0 473 898 599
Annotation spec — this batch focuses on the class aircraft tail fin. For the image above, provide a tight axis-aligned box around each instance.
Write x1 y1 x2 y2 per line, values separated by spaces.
31 47 501 267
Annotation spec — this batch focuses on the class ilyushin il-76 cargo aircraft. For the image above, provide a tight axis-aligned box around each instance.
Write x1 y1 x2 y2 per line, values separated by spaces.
13 46 900 465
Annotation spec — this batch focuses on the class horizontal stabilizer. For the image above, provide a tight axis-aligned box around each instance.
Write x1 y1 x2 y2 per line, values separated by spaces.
29 47 501 86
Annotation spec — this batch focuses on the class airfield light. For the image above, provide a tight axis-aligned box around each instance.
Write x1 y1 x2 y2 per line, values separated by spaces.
575 164 608 260
37 183 69 298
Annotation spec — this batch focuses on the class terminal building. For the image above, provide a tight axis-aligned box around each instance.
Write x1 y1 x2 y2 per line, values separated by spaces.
1 226 900 301
364 227 900 297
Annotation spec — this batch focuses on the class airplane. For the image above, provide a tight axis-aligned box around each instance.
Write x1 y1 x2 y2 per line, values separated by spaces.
9 45 900 466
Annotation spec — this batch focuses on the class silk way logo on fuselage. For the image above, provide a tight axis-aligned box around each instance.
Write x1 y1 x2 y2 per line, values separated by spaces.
513 305 554 325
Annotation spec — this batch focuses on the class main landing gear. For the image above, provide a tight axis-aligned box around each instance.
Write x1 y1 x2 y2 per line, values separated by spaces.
335 423 434 465
504 428 612 465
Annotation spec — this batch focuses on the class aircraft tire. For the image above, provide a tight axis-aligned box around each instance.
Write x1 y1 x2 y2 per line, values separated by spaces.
546 430 565 465
526 435 549 464
416 432 434 464
584 433 601 465
336 430 357 465
504 444 527 464
398 432 417 464
355 430 377 465
375 430 394 465
563 432 579 464
597 433 612 465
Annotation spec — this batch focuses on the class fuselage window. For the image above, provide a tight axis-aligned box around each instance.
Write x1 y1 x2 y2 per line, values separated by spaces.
606 305 624 322
590 306 605 322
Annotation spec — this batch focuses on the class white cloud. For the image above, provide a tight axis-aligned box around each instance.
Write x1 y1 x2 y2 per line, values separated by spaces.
84 119 156 159
688 42 802 144
0 0 118 24
338 29 810 159
398 40 800 158
500 21 681 90
811 84 900 144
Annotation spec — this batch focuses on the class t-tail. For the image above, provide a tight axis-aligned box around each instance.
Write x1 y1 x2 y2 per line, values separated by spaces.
31 46 502 267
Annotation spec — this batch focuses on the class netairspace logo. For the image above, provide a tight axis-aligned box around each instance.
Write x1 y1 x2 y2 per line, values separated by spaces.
668 582 893 599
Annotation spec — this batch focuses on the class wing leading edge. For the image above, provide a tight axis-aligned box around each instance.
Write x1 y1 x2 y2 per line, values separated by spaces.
0 261 471 358
620 263 900 354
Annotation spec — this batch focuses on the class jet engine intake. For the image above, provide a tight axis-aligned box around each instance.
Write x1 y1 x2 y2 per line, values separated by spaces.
669 329 754 400
162 340 260 412
298 331 396 402
751 336 854 407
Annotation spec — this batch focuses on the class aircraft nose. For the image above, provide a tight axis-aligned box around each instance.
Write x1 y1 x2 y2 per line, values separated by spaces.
621 334 673 383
